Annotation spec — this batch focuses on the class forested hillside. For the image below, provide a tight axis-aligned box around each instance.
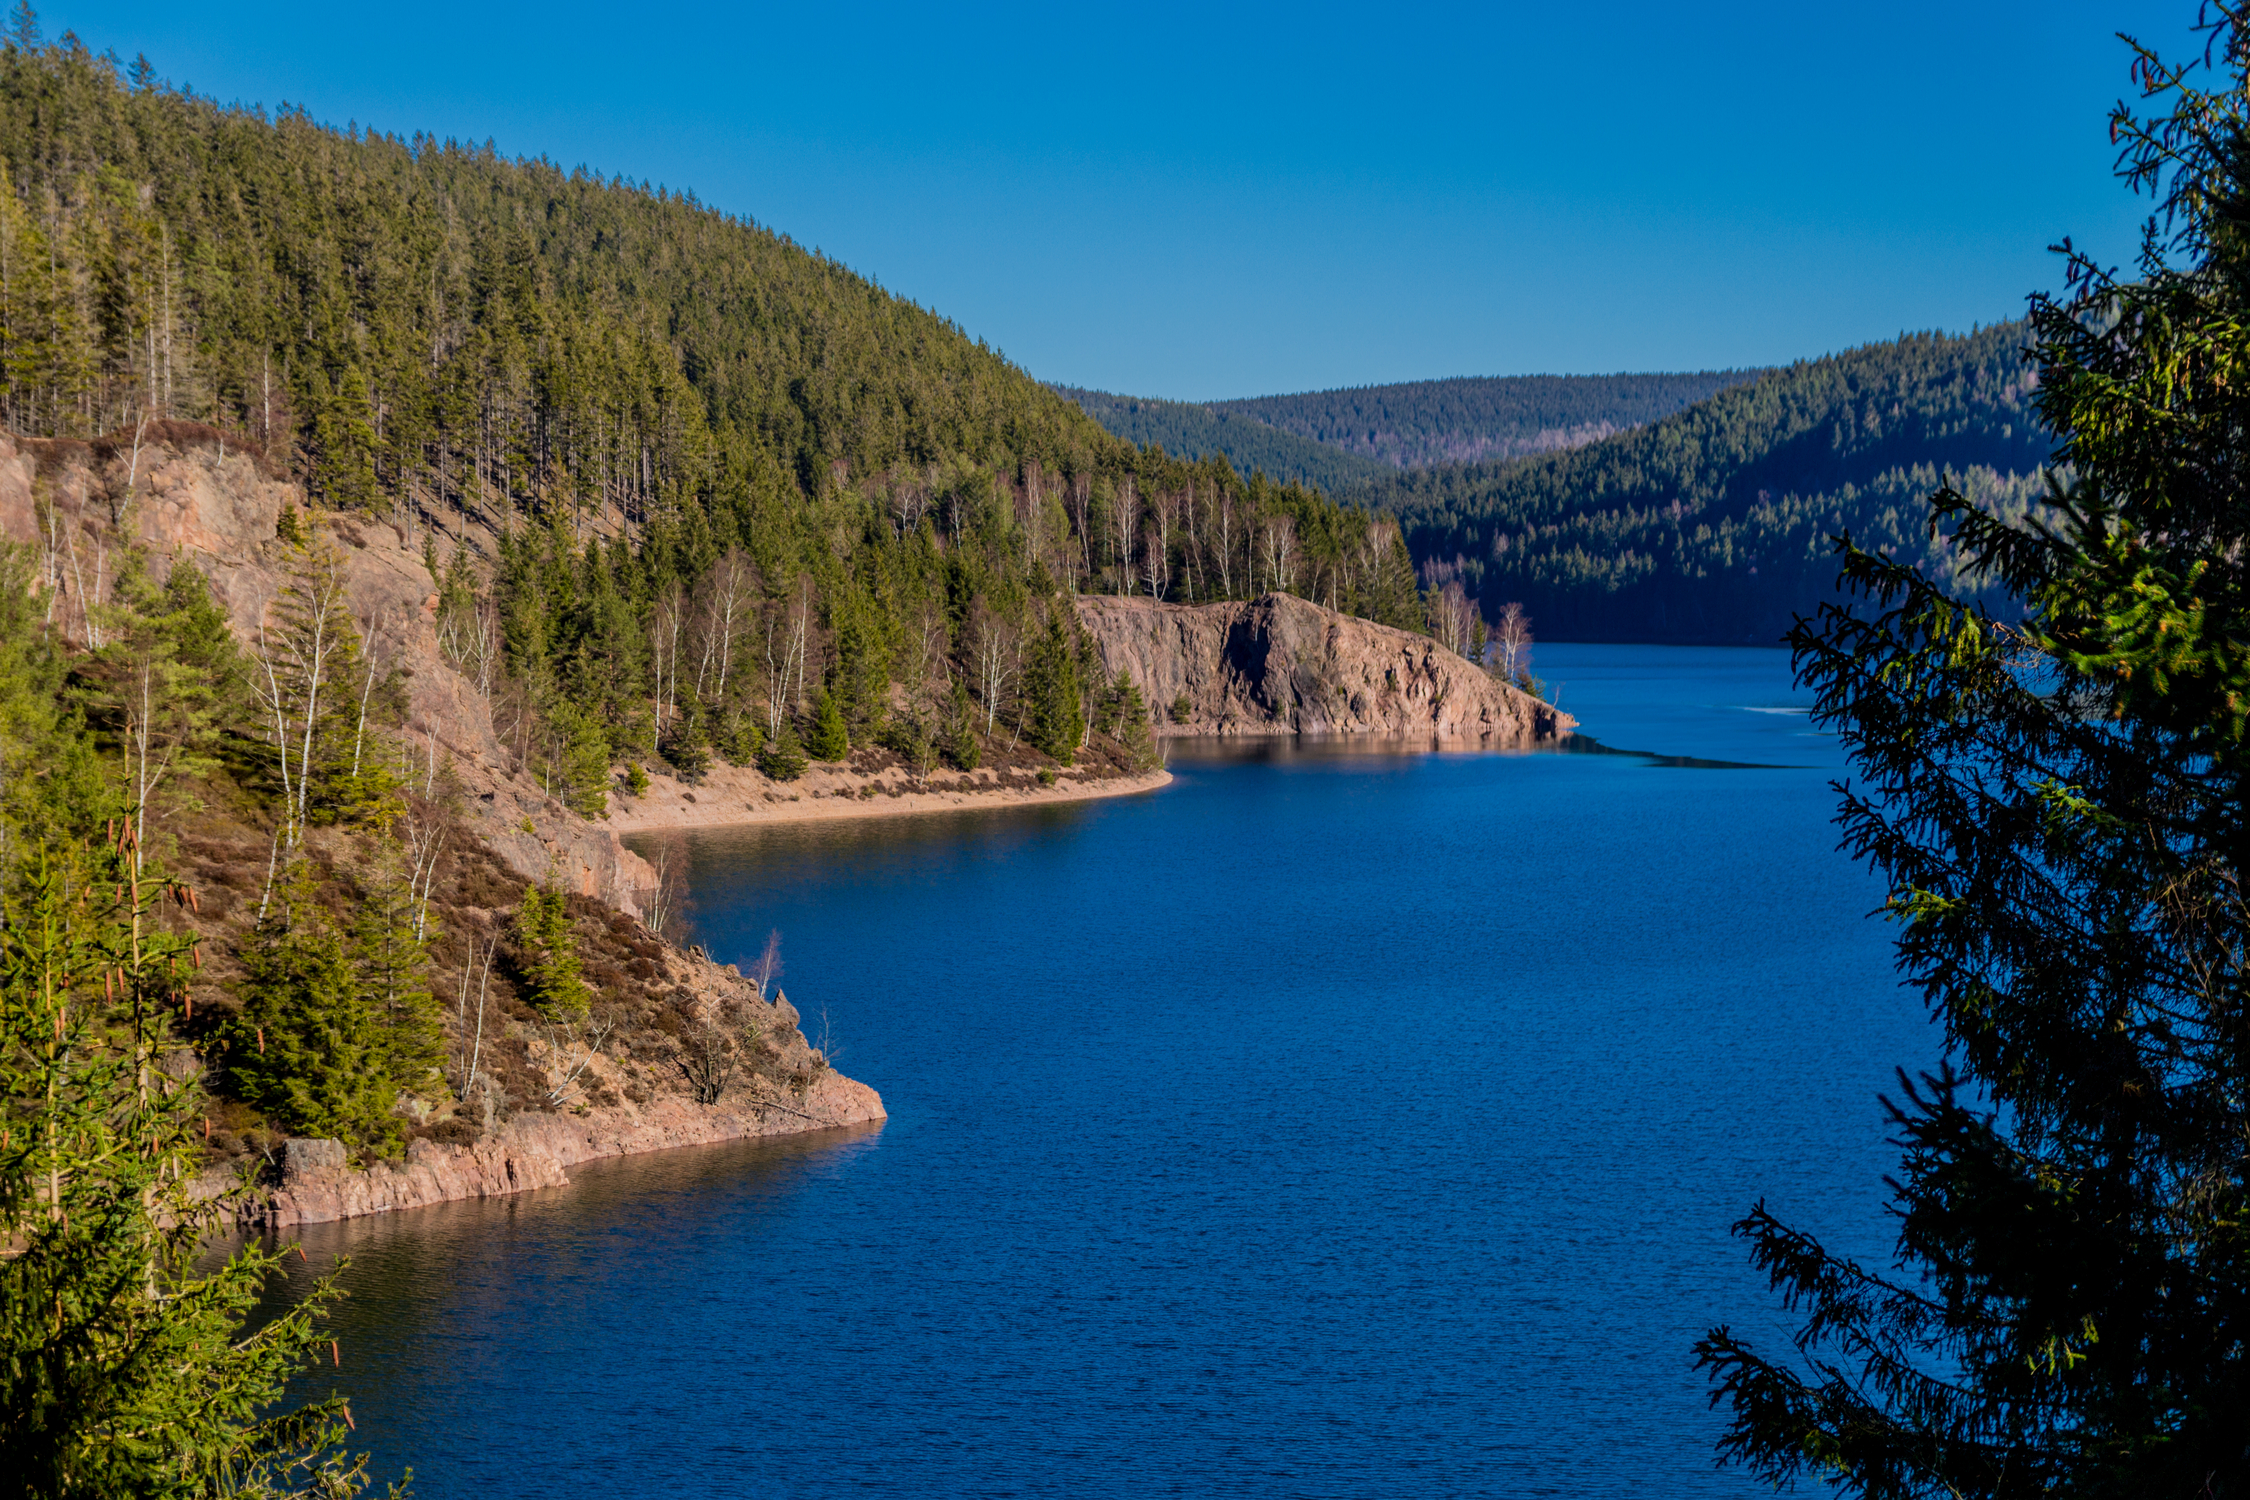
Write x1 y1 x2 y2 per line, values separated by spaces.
1376 325 2048 642
1053 386 1394 494
1062 372 1764 493
1216 371 1760 469
0 30 1437 796
0 23 1454 1210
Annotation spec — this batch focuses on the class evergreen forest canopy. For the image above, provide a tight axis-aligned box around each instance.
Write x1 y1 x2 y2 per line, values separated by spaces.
1370 324 2052 642
0 18 1437 793
1051 385 1396 495
1212 370 1763 469
1059 370 1766 501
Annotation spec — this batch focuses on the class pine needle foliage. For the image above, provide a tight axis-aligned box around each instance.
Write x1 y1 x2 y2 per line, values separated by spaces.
805 689 848 763
1695 12 2250 1495
225 864 402 1159
0 830 390 1497
511 886 588 1021
1021 610 1083 765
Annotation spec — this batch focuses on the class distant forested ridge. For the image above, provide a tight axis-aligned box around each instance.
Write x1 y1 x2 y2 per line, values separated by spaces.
1060 371 1765 492
1053 386 1394 494
1375 325 2048 643
1215 371 1762 469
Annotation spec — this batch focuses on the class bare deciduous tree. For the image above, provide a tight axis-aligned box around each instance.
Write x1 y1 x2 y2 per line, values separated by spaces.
650 580 686 749
540 1008 617 1109
1018 458 1048 571
1431 581 1478 658
690 548 759 702
639 843 683 937
1492 601 1533 683
747 929 782 1003
762 573 816 740
247 541 355 849
1069 471 1094 589
1214 487 1236 597
1259 513 1298 595
437 591 500 698
400 808 446 943
966 597 1018 734
455 935 498 1101
1108 475 1138 594
669 994 764 1106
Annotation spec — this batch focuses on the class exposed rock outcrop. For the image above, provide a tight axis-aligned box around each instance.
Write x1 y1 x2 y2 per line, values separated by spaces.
0 429 656 913
0 426 891 1225
1074 592 1574 742
245 1064 884 1227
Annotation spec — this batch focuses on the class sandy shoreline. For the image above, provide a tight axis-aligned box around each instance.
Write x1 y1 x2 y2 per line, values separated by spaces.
604 762 1173 835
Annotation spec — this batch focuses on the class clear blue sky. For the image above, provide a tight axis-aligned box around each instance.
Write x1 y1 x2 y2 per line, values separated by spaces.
36 1 2199 398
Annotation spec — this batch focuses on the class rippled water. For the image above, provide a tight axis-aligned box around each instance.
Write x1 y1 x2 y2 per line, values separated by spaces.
271 644 1933 1497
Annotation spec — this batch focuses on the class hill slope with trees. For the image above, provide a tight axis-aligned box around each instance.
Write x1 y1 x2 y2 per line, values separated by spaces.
1060 371 1768 496
0 25 1441 808
1052 385 1395 494
1214 370 1763 469
1371 324 2049 642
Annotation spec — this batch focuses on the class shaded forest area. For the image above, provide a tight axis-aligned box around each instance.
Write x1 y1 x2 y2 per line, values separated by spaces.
1062 370 1763 495
1214 370 1762 469
1053 385 1396 494
1370 326 2051 642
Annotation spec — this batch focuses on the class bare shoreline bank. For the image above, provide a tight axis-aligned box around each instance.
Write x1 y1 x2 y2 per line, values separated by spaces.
604 763 1174 835
222 1070 888 1230
221 767 1172 1231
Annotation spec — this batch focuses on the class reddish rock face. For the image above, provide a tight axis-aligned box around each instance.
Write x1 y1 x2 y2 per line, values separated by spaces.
250 1065 886 1228
1074 592 1575 743
0 429 657 916
0 428 905 1230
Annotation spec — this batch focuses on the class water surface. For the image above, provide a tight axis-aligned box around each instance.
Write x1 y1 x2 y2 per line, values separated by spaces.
282 644 1929 1497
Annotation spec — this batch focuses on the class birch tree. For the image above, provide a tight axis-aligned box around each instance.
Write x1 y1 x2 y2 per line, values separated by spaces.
966 597 1018 734
761 573 814 741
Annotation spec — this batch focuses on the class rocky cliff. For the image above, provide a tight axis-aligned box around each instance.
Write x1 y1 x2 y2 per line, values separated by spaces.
0 425 887 1223
1074 592 1574 742
244 986 883 1228
0 426 656 913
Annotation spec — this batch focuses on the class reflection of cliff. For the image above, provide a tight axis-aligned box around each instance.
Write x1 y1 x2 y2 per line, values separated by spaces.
1074 592 1574 743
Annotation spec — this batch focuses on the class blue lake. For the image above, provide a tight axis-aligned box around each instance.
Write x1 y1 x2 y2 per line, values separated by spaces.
281 644 1933 1497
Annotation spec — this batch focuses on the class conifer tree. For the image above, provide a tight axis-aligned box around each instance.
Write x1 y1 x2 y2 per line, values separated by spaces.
81 557 234 862
661 698 711 783
542 701 611 817
945 684 981 772
512 886 589 1020
1697 13 2250 1494
228 863 400 1156
1099 670 1154 766
0 834 389 1497
350 838 443 1102
1022 611 1083 765
806 688 849 762
756 720 807 782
